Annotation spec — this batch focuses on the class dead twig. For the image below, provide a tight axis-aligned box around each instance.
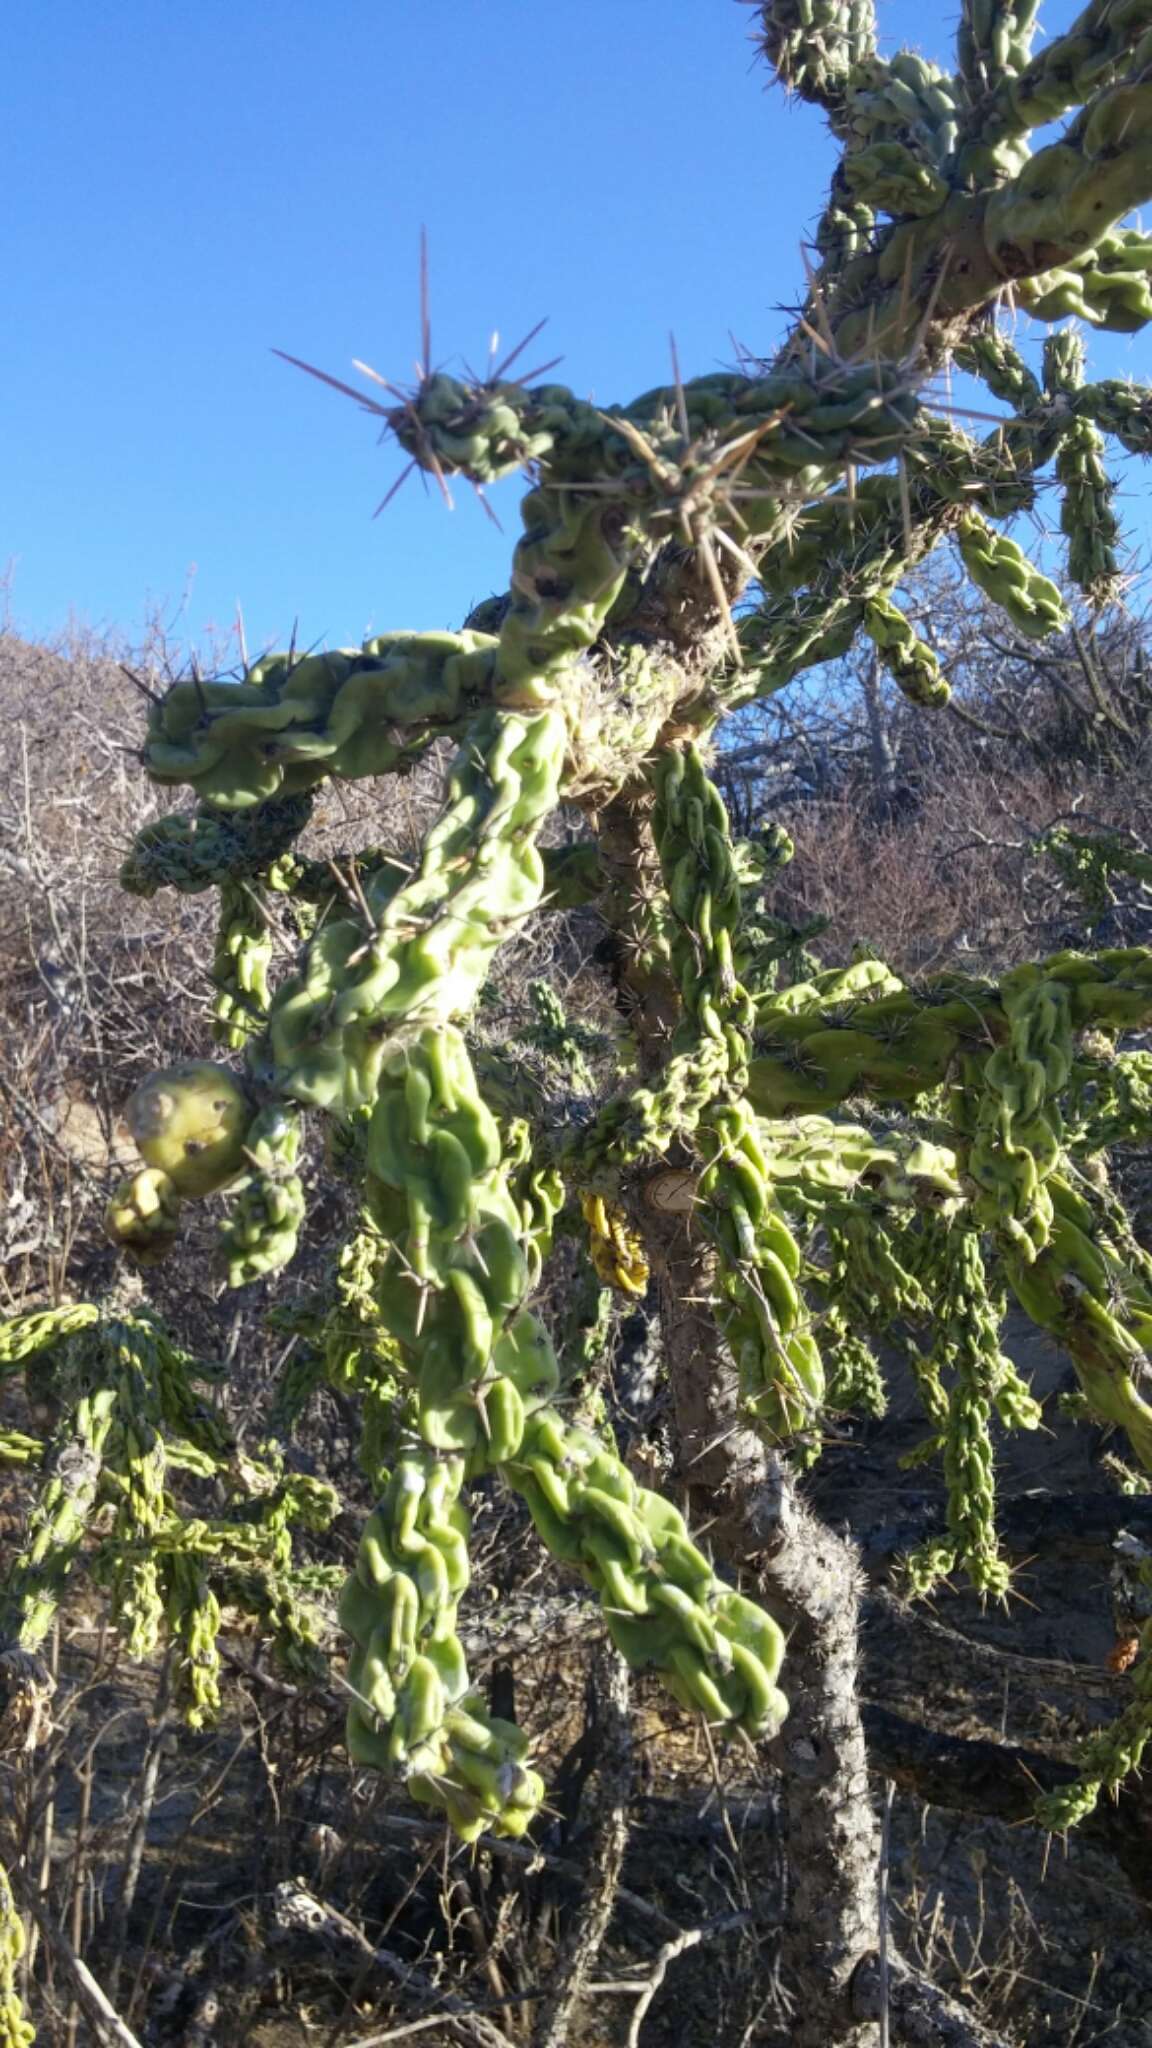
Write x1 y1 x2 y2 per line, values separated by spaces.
532 1645 632 2048
269 1880 516 2048
11 1863 146 2048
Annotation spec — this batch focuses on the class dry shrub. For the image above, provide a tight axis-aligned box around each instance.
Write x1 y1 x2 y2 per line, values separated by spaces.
776 753 1152 978
775 762 1091 975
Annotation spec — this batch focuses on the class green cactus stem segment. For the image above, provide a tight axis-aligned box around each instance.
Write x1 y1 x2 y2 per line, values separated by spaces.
257 706 567 1116
120 792 315 894
0 1303 100 1368
1004 1181 1152 1469
955 513 1069 639
361 1024 557 1463
340 1446 544 1842
968 974 1074 1259
904 1227 1038 1599
756 0 879 121
212 879 276 1049
863 592 950 707
141 633 499 809
220 1104 307 1286
504 1408 788 1734
333 1010 792 1832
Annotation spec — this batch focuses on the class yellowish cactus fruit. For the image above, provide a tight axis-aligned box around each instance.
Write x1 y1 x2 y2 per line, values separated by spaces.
124 1061 252 1196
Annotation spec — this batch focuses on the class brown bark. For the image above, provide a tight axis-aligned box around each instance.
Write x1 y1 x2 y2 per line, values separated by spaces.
647 1206 881 2048
856 1952 1015 2048
592 782 680 1048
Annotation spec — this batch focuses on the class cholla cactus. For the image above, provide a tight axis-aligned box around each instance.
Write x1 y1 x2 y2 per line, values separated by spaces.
6 0 1152 1858
0 1305 337 1726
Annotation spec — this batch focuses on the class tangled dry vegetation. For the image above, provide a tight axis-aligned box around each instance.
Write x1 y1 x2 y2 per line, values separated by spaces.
3 600 1152 2048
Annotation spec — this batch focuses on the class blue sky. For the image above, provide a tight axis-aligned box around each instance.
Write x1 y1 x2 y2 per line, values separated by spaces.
3 1 1149 664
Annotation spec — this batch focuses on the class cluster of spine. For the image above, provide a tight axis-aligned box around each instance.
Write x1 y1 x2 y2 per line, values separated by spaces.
381 356 923 519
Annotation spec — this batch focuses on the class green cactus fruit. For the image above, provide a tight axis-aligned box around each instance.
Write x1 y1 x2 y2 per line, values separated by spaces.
124 1062 253 1196
105 1166 183 1264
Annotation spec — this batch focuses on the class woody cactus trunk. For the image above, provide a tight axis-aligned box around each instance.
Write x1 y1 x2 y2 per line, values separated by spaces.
7 2 1152 2042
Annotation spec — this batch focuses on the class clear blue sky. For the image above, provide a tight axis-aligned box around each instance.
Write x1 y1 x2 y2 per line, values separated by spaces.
3 1 1148 663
